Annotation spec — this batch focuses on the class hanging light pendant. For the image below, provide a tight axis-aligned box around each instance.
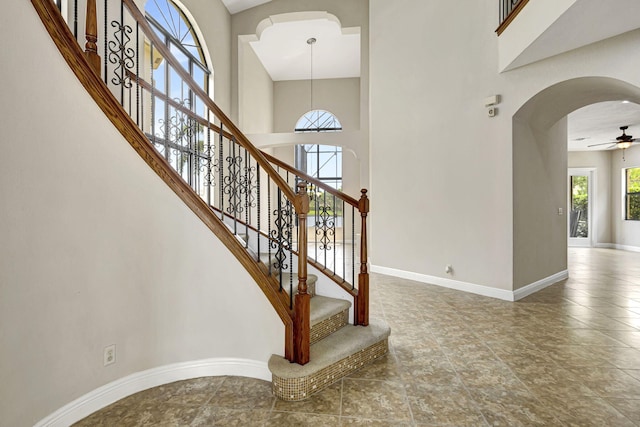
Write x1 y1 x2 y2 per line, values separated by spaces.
307 37 317 119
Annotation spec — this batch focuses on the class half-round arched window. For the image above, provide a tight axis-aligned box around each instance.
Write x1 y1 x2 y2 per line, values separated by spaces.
294 110 343 133
145 0 211 92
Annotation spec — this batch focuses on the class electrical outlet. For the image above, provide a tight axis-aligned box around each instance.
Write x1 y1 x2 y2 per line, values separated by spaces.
103 344 116 366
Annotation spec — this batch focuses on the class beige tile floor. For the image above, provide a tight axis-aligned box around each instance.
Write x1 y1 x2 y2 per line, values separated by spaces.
74 248 640 426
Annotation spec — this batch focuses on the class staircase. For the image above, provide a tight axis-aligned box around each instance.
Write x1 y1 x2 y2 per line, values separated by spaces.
32 0 390 401
237 231 390 400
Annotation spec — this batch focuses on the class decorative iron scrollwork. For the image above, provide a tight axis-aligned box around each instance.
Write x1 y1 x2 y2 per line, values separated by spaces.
270 197 293 271
223 153 244 215
242 163 257 209
108 21 135 88
316 205 335 250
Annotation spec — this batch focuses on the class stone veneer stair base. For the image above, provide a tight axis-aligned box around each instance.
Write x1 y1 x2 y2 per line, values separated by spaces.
309 296 351 345
269 319 391 401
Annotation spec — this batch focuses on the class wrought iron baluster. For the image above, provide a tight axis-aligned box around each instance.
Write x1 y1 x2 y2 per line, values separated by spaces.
333 194 336 274
257 164 261 258
135 22 140 126
313 184 318 262
267 175 272 275
103 0 107 81
352 205 355 288
288 197 293 308
342 198 345 280
219 125 224 219
244 149 249 248
206 122 211 206
150 41 155 146
73 0 78 40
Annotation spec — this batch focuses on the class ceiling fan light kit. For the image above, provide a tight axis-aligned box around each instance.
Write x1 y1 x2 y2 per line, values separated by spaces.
587 125 638 159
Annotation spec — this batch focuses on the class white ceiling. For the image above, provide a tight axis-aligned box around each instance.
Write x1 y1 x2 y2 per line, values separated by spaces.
568 101 640 151
249 19 360 81
221 0 271 15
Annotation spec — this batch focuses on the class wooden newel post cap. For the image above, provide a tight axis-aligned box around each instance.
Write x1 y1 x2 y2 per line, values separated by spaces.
295 182 310 215
359 189 369 213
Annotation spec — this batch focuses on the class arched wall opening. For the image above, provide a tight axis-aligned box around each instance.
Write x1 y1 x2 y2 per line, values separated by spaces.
513 76 640 290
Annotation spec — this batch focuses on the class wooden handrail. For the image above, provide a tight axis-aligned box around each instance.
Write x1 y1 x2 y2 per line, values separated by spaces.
496 0 529 35
262 151 360 208
30 0 296 359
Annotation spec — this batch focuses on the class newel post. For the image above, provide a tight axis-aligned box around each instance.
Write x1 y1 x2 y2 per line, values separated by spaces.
357 189 370 326
293 182 310 365
84 0 101 74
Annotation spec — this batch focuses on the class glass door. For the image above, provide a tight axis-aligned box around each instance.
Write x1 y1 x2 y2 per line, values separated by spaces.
568 169 593 247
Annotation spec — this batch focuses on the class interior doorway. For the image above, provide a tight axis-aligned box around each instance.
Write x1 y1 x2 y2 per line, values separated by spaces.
568 168 595 247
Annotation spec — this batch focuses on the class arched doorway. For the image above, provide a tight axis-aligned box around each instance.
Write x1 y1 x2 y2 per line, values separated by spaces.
512 77 640 291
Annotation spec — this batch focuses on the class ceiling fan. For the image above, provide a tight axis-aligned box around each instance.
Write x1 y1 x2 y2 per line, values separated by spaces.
587 126 639 160
588 126 639 150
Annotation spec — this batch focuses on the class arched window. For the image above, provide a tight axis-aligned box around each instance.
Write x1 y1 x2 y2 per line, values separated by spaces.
294 110 343 190
144 0 212 188
145 0 210 93
295 110 342 133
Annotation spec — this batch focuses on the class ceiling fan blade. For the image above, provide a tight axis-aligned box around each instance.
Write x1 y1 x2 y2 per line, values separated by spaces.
587 142 616 147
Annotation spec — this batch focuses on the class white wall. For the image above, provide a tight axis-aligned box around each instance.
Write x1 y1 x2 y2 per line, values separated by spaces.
238 38 274 133
0 3 282 426
568 150 613 245
611 145 640 249
369 0 640 293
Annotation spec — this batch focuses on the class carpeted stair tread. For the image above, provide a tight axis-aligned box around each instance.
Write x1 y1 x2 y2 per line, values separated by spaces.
268 319 390 379
277 272 317 297
310 296 351 327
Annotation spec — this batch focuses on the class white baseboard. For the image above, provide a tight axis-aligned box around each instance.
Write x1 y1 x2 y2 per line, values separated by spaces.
36 358 270 427
370 265 514 301
512 270 568 301
613 244 640 253
370 265 569 302
590 243 640 253
595 243 616 249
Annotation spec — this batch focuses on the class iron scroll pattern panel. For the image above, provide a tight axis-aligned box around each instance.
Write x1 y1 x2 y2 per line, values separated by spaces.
270 192 294 291
316 205 335 251
108 20 135 88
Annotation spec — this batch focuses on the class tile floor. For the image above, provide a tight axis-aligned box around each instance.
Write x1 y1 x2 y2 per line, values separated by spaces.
74 248 640 426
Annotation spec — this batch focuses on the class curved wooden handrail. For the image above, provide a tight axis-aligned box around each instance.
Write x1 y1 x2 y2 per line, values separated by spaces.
30 0 295 358
262 151 360 208
120 0 300 210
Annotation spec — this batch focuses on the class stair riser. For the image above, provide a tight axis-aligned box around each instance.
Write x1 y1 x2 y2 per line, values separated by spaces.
272 339 389 401
310 309 349 345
